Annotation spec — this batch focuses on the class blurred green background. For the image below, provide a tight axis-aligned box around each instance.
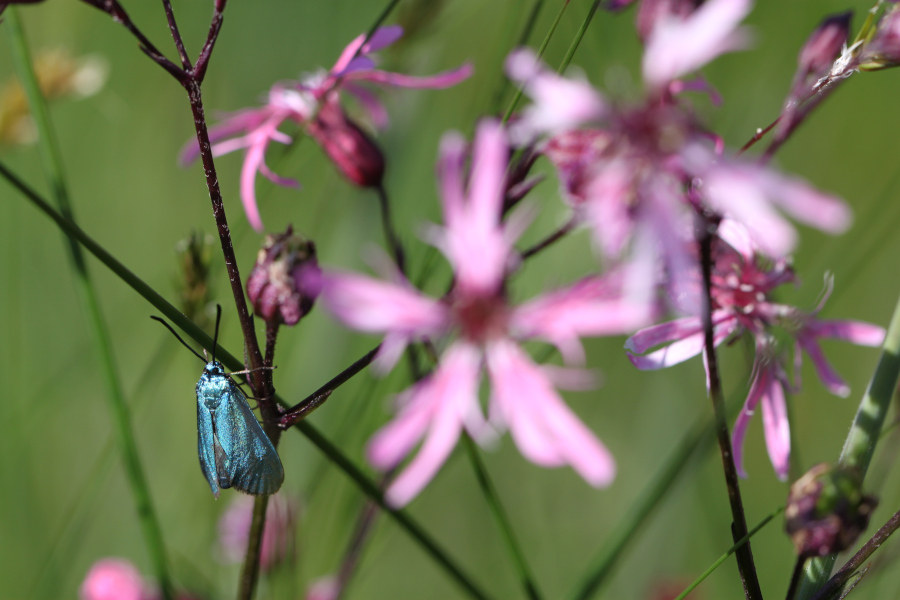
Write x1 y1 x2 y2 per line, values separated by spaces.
2 0 900 598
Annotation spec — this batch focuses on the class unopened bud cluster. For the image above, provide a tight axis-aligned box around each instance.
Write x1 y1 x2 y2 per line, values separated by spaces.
246 227 321 327
785 463 877 558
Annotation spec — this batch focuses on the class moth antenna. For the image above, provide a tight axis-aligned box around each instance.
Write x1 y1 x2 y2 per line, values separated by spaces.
150 316 206 364
212 304 222 364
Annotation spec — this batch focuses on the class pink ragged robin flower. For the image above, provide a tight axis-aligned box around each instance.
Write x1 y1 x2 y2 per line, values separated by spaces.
320 120 652 506
625 223 884 480
180 25 472 231
505 0 851 312
217 492 300 571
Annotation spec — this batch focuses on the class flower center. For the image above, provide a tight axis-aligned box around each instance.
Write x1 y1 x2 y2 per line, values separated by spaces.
451 292 508 344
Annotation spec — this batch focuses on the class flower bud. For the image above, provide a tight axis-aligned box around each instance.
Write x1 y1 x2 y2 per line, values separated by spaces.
217 492 301 572
307 98 385 188
860 6 900 70
246 227 321 327
174 232 214 324
785 463 877 558
797 12 852 77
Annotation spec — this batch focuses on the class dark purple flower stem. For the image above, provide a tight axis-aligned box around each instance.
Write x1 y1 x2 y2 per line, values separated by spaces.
375 183 406 274
785 557 805 600
79 3 279 599
264 322 279 369
279 345 382 427
807 507 900 600
520 215 579 260
697 218 763 600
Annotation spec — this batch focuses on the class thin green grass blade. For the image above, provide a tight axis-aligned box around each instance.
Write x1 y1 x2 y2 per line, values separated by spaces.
672 507 784 600
463 435 543 600
5 11 173 598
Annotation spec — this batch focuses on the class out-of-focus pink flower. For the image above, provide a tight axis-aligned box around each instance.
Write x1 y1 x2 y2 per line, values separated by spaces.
321 120 651 506
691 149 852 257
642 0 753 89
218 492 300 571
80 558 150 600
626 227 884 479
180 26 472 231
505 9 851 311
635 0 703 42
305 576 340 600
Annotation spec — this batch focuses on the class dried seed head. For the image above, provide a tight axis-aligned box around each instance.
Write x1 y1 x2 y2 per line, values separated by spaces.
785 463 877 558
246 227 321 327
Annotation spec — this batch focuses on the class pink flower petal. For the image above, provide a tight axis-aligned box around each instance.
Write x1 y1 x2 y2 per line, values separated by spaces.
343 82 390 129
468 120 508 236
703 163 851 257
486 340 616 487
346 64 474 89
583 162 636 259
432 121 512 295
321 272 450 336
731 383 758 479
511 274 653 360
759 367 790 481
805 319 885 347
370 343 485 506
627 312 737 370
796 336 850 397
259 161 301 188
240 137 269 232
179 107 273 166
642 0 753 88
505 48 606 144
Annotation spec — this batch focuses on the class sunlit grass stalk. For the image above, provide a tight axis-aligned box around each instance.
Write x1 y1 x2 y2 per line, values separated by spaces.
558 0 600 73
29 338 174 598
794 286 900 599
462 435 543 600
5 11 174 599
502 0 571 123
0 161 492 600
673 507 785 600
569 410 715 600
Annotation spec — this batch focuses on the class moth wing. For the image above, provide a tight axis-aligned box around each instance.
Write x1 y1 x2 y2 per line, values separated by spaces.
197 400 220 498
216 383 285 496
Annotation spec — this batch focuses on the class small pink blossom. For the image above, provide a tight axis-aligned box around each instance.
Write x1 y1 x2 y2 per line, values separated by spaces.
80 558 151 600
626 229 884 479
181 26 471 231
217 492 300 571
321 120 651 506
